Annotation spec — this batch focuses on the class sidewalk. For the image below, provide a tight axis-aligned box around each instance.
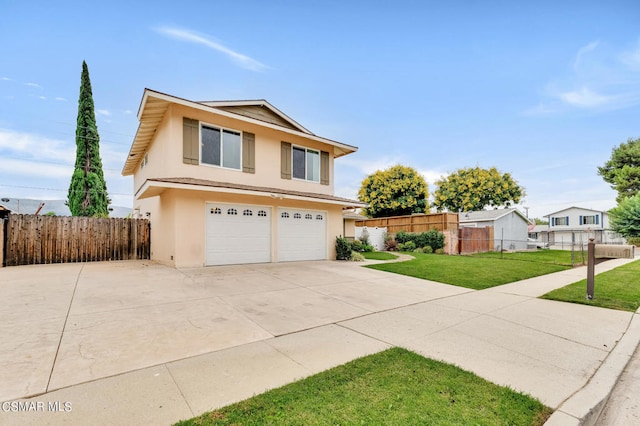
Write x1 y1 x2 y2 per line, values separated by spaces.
1 257 638 426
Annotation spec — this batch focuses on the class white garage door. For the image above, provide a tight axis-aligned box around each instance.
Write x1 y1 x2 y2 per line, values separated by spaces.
278 208 326 261
205 203 271 266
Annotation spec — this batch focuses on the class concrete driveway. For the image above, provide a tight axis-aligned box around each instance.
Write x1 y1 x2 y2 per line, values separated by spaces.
1 258 638 425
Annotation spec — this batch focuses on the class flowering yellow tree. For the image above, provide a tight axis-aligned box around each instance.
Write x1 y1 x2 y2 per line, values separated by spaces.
358 165 428 218
433 166 524 212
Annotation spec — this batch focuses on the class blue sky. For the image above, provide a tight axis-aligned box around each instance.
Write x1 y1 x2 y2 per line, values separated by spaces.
1 1 639 219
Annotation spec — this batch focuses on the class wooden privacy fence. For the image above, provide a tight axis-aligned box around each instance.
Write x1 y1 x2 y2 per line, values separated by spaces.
355 212 459 233
459 226 494 254
3 215 150 266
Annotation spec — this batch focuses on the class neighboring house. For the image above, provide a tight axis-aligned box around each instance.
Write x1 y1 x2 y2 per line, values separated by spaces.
122 89 365 267
544 207 625 248
528 224 549 246
342 210 363 241
459 208 531 251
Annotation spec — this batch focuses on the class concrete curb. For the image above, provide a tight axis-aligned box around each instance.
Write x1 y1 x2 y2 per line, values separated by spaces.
545 309 640 425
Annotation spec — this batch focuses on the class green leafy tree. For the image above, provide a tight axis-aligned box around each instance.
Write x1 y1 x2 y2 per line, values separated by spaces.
533 218 548 225
609 193 640 238
67 61 110 217
433 166 524 212
358 165 428 218
598 137 640 203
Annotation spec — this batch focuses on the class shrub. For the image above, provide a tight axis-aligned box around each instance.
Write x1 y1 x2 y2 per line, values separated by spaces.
351 240 364 252
384 238 398 251
336 236 352 260
628 236 640 246
349 251 365 262
393 230 445 250
362 244 374 252
403 241 416 251
413 247 424 253
429 229 446 250
423 245 433 254
395 231 411 244
435 248 445 254
359 228 370 245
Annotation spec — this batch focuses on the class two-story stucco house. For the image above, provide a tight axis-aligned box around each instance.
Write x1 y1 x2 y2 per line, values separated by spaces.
122 89 365 268
544 206 625 248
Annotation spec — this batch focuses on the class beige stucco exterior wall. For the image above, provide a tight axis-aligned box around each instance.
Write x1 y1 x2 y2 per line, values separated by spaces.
133 104 336 198
136 188 343 268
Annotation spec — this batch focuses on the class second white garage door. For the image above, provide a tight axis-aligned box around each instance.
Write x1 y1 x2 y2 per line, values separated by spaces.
278 208 327 261
205 203 271 266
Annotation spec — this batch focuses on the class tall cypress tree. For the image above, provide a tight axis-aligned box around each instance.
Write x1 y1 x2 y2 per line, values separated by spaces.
67 61 110 217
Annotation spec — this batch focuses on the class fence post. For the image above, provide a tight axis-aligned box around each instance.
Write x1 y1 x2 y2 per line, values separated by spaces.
586 238 595 300
0 218 4 268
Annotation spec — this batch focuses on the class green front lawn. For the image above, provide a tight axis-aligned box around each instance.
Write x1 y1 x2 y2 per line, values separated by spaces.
472 249 587 266
175 348 552 426
541 259 640 311
367 252 569 290
362 251 399 261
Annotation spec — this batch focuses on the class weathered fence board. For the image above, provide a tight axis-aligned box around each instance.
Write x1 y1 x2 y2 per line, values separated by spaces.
459 226 494 254
355 212 459 233
3 215 150 266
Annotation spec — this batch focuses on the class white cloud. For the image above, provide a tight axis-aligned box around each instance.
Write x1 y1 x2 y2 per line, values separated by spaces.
96 109 111 116
419 169 448 186
620 41 640 70
55 97 67 102
558 87 612 108
0 158 72 178
155 26 270 72
0 128 75 163
123 109 133 115
39 96 47 100
25 82 42 89
1 76 14 81
574 41 599 70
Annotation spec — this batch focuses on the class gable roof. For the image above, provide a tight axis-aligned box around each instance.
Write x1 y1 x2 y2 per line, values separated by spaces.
459 208 530 224
543 206 607 217
122 89 358 176
199 100 311 133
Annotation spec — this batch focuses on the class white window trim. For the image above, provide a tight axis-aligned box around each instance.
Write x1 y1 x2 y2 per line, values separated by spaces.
292 145 320 183
200 122 243 171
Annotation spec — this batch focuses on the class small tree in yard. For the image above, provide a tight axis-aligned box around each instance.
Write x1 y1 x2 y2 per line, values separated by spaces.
358 165 429 218
433 166 524 212
67 61 110 217
609 193 640 239
598 137 640 203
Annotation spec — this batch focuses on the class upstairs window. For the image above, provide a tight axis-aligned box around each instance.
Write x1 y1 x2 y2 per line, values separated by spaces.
552 216 568 226
201 125 241 170
292 146 320 182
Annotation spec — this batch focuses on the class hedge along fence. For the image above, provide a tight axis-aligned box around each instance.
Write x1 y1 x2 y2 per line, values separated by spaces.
3 214 150 266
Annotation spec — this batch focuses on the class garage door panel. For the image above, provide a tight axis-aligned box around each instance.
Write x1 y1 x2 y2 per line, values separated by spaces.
278 209 326 262
206 204 271 266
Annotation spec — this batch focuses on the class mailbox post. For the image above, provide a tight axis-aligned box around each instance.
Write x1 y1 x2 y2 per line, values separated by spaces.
586 238 595 300
586 240 635 300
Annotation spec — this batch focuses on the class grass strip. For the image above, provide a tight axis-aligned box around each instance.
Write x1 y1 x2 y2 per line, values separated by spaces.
541 259 640 311
362 251 399 261
175 347 552 426
366 253 568 290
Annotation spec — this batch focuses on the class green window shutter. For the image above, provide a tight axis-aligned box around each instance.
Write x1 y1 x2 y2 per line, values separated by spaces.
320 151 330 185
281 141 292 179
242 132 255 173
183 118 199 165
